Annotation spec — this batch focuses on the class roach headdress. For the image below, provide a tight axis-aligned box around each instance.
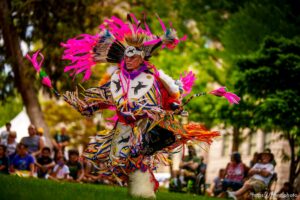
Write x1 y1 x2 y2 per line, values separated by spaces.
61 13 186 81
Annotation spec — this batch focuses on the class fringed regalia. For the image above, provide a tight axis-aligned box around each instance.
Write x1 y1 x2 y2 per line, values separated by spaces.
27 13 240 198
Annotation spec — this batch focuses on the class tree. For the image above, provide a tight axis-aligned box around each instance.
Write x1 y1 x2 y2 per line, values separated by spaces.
0 0 52 145
0 0 121 145
236 36 300 184
221 0 300 56
212 0 300 152
0 95 22 127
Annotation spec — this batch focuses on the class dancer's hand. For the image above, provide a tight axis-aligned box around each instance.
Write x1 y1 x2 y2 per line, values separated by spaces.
170 102 183 114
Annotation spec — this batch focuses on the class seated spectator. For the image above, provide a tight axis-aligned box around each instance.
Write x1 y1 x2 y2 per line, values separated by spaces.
179 145 203 193
208 168 226 197
227 151 275 200
264 148 277 167
54 149 65 162
169 170 183 192
222 152 248 192
0 122 11 144
48 156 69 181
195 156 207 194
180 145 201 179
52 127 70 154
67 149 84 182
0 145 9 174
37 127 46 144
35 147 55 178
10 143 35 177
2 131 18 160
82 158 99 183
21 125 44 157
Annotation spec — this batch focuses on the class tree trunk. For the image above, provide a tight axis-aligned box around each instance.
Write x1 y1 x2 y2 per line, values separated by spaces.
0 0 52 147
231 126 240 152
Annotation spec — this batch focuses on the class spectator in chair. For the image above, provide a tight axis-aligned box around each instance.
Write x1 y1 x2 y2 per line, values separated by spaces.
227 150 275 200
10 143 35 177
0 145 9 174
222 152 248 192
264 148 277 167
21 125 44 157
180 145 201 179
67 149 84 182
195 156 207 194
0 122 11 144
35 147 55 178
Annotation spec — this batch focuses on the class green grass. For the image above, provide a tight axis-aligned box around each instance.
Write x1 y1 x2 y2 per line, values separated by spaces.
0 175 220 200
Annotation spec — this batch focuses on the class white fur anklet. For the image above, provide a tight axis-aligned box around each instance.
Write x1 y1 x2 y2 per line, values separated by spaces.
128 170 156 199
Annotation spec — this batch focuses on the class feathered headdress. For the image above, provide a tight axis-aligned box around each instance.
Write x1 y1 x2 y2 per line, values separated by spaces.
61 13 186 81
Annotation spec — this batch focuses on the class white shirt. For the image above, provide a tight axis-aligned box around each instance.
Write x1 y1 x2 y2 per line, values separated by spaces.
252 163 274 185
53 164 70 179
1 141 17 156
0 130 9 144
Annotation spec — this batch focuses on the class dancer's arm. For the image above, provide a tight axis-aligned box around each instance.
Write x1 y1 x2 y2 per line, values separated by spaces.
63 82 114 116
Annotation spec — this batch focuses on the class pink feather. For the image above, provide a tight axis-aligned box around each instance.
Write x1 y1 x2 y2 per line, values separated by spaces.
25 50 44 72
180 35 187 41
156 14 166 32
209 87 241 104
180 71 196 96
61 34 98 81
26 51 54 89
41 77 53 88
143 12 152 35
106 114 119 126
62 14 185 80
143 38 162 46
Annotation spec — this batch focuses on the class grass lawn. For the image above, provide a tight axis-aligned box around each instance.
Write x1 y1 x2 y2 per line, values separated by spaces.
0 174 221 200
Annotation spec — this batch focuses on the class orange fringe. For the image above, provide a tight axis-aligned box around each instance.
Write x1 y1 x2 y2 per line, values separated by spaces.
99 73 111 86
182 122 220 144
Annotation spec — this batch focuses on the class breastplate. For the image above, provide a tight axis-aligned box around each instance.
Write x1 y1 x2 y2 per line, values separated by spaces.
110 70 155 104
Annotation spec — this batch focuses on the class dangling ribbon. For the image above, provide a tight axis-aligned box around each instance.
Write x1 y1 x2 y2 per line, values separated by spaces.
26 50 60 97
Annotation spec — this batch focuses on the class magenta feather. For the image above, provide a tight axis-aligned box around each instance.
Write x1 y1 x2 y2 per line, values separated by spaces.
25 50 44 72
62 14 185 80
180 71 196 96
209 87 241 104
143 38 162 46
61 34 98 81
106 114 119 126
26 51 54 89
156 14 166 32
41 76 53 88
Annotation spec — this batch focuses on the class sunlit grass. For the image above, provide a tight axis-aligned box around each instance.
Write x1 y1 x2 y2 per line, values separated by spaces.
0 175 220 200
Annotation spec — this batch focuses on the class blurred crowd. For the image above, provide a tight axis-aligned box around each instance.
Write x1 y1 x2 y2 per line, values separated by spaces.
0 122 111 184
0 122 299 199
169 145 299 200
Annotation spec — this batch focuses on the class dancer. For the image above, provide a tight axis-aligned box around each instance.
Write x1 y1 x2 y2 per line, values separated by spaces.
27 13 239 198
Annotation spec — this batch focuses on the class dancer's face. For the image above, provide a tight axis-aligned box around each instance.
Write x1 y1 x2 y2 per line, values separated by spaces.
125 55 143 71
